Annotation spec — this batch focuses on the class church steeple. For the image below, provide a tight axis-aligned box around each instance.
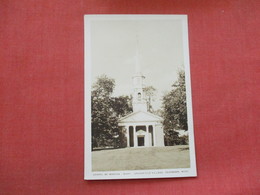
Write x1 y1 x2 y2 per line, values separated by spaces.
132 36 147 112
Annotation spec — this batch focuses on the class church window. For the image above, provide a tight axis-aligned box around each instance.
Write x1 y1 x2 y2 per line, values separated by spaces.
138 93 141 101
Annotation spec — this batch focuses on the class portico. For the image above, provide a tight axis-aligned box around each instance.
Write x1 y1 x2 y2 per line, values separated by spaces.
125 124 155 147
119 111 165 148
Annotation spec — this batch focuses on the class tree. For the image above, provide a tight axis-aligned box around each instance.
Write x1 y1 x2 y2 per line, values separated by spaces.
143 86 156 112
162 70 188 145
91 75 118 149
92 74 115 98
91 75 132 149
111 95 132 118
110 95 133 148
164 129 180 146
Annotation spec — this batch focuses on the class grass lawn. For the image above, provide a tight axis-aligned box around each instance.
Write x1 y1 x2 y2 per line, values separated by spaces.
92 145 190 171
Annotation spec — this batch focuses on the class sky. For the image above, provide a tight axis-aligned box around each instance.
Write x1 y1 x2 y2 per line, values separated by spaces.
89 17 185 110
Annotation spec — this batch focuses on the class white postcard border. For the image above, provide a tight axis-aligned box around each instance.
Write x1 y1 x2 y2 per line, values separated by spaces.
84 14 197 180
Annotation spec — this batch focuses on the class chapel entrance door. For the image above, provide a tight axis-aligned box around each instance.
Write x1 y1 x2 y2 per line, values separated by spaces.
138 136 145 146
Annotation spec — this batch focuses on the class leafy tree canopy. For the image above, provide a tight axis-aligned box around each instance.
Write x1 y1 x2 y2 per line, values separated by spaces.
91 75 132 149
143 86 156 112
162 70 188 145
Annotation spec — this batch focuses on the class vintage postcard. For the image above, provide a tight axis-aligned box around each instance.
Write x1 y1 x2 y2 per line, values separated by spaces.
84 15 196 180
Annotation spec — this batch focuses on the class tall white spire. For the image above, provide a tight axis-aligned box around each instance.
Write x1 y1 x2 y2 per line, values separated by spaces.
135 47 141 73
135 34 140 73
132 30 147 112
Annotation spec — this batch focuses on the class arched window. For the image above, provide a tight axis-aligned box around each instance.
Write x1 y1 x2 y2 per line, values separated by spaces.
138 93 141 101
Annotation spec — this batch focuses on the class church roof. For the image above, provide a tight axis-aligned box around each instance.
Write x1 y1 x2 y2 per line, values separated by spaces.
118 111 163 124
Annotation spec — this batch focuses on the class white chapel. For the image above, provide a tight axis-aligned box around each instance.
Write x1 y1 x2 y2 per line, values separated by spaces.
118 50 165 147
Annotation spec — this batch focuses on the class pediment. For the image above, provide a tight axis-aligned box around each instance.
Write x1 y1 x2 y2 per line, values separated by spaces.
119 111 162 123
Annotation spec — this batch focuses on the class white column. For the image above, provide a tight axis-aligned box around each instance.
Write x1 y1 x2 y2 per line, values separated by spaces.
146 125 149 147
126 126 130 147
153 124 156 146
134 125 137 147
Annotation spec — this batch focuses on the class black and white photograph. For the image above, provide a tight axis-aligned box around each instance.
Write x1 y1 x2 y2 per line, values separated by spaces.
84 15 196 180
